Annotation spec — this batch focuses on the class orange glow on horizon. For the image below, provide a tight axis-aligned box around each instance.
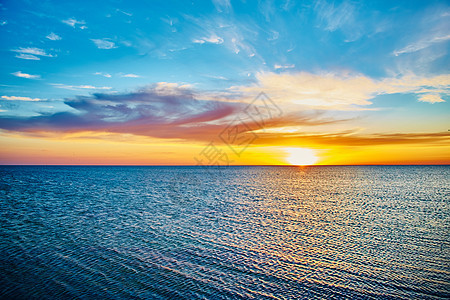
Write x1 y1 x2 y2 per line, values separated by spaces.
0 131 449 166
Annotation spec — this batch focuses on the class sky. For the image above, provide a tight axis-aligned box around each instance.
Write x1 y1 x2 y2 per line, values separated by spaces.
0 0 449 165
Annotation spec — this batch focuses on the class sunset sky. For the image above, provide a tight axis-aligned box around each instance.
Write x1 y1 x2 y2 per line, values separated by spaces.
0 0 449 165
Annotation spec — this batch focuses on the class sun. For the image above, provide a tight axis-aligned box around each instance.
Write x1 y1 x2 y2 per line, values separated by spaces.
284 147 319 166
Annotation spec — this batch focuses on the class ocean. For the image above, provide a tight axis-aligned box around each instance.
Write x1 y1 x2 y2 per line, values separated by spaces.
0 166 448 299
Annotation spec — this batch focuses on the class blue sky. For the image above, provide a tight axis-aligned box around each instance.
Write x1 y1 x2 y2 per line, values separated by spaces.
0 0 449 165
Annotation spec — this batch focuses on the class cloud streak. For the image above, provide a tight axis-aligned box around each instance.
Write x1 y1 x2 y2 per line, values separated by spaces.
394 34 450 56
251 131 450 147
12 47 55 59
91 39 117 49
1 96 43 101
12 71 40 79
121 74 140 78
62 18 86 29
51 84 112 90
46 32 62 41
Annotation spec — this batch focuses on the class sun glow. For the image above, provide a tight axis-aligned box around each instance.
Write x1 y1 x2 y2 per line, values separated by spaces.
284 147 319 166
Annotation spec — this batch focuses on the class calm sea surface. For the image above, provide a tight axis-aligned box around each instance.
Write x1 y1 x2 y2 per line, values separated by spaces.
0 166 448 299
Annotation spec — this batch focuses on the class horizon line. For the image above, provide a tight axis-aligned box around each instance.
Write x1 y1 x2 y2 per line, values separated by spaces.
1 164 449 167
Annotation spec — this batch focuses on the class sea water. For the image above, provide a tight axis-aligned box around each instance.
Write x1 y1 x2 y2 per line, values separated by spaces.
0 166 448 299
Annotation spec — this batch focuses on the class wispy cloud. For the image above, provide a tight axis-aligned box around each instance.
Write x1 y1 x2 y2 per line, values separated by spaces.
314 0 355 32
62 18 86 29
12 71 40 79
393 34 450 56
274 64 295 70
193 35 224 44
116 9 132 17
46 32 62 41
121 74 140 78
1 96 42 101
51 84 112 90
94 72 112 78
91 39 117 49
249 130 450 147
15 54 40 60
212 0 232 13
11 47 55 59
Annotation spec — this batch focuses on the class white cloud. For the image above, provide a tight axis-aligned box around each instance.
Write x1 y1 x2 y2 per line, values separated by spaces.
94 72 112 78
51 83 112 90
91 39 117 49
393 34 450 56
418 94 445 103
0 20 7 26
117 9 132 17
212 0 232 13
121 74 140 78
274 64 295 70
12 71 40 79
15 54 40 60
62 18 86 28
1 96 42 101
46 32 62 41
11 47 55 58
154 82 192 96
233 71 450 109
314 0 355 32
193 35 224 44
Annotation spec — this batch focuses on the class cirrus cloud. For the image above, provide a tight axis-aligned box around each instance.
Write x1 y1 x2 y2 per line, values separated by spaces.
91 39 117 49
46 32 62 41
62 18 86 29
11 47 55 59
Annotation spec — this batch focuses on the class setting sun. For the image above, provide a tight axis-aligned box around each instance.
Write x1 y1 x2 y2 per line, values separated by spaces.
284 147 319 166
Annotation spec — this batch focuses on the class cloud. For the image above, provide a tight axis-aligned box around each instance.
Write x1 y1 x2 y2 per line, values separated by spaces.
212 0 232 13
418 94 445 103
91 39 117 49
1 96 43 101
233 71 450 109
250 131 450 147
0 20 7 26
62 18 86 28
11 47 55 58
193 35 224 44
1 82 448 151
314 0 355 32
51 84 112 90
0 84 243 140
121 74 140 78
12 71 40 79
116 9 132 17
394 34 450 56
274 64 295 70
46 32 62 41
15 54 40 60
94 72 112 78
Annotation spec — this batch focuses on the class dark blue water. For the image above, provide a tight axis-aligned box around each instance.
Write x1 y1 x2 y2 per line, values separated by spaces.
0 166 448 299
